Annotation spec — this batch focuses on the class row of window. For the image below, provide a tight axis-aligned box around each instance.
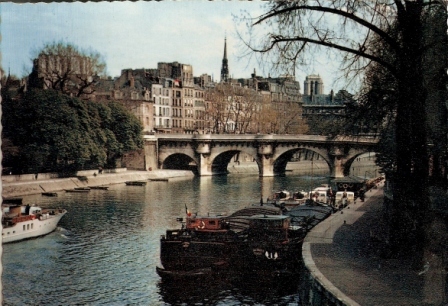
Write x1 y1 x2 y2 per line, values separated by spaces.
153 97 170 105
303 109 344 114
154 107 205 118
112 90 152 101
156 118 207 129
155 118 170 128
2 221 40 237
153 87 170 96
155 107 170 116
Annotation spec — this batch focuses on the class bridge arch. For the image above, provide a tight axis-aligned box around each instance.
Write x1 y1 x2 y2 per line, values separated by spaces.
208 147 259 175
161 153 199 174
208 150 256 174
344 151 379 177
271 147 332 176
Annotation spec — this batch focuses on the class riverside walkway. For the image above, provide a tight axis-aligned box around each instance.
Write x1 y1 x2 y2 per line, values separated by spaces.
303 182 445 305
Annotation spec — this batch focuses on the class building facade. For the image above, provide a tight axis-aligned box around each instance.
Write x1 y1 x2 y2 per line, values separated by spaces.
94 69 154 133
29 53 99 100
28 50 352 138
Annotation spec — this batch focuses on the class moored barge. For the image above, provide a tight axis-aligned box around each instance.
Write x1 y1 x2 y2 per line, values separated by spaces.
157 202 332 277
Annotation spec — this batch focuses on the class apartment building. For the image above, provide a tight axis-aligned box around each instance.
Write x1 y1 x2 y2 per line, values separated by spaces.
95 70 154 133
152 82 172 133
241 71 303 134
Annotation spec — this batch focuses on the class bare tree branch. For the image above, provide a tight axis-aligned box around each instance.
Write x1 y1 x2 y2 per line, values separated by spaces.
254 4 400 51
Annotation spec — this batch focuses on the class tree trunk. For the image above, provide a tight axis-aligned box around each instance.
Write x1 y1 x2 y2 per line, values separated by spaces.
391 2 429 264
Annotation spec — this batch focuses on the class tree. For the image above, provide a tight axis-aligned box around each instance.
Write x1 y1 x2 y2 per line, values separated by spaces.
206 83 263 134
105 101 144 167
240 1 447 257
28 42 106 99
1 88 143 174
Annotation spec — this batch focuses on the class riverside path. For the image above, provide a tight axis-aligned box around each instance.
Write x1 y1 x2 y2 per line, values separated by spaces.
302 182 444 305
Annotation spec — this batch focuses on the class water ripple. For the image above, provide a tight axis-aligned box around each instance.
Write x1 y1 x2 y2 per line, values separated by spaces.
2 173 370 305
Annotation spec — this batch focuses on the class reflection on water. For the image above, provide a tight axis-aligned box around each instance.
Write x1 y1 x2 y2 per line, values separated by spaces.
158 272 303 306
2 164 377 305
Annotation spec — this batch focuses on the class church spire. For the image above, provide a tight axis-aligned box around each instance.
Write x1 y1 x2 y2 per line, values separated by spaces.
220 37 229 83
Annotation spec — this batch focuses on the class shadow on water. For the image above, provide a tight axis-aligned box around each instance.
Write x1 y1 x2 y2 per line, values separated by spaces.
157 269 303 305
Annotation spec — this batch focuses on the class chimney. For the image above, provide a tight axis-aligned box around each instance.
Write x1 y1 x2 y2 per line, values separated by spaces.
130 76 135 89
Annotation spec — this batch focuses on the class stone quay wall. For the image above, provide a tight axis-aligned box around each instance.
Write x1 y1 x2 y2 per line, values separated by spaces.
2 169 194 199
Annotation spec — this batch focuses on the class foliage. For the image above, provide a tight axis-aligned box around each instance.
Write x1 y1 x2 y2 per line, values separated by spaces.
105 101 144 167
1 88 143 173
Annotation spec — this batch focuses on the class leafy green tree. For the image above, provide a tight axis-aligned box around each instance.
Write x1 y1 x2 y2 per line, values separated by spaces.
104 101 144 167
1 88 143 173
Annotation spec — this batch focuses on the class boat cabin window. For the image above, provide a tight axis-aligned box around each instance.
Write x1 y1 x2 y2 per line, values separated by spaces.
250 218 289 230
187 218 224 230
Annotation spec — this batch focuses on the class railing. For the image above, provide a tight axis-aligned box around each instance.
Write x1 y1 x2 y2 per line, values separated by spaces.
153 134 379 145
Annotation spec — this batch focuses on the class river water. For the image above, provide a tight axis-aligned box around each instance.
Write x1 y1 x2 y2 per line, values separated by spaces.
2 162 379 306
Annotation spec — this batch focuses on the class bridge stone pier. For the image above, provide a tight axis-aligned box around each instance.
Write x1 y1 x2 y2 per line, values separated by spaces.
149 134 378 177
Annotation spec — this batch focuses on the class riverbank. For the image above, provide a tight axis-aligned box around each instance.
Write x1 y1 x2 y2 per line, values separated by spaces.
2 169 194 199
302 182 443 305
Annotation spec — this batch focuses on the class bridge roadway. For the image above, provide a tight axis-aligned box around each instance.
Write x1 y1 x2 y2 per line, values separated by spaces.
147 134 378 177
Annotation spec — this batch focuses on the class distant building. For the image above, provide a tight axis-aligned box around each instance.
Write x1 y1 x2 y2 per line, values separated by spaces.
194 74 215 89
29 53 98 100
303 74 324 95
95 69 154 133
29 46 359 137
170 78 183 134
194 84 206 134
256 73 303 134
157 62 198 134
302 75 354 134
152 82 171 133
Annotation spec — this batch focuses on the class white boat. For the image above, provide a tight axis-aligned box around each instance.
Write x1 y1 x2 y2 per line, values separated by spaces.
268 190 308 207
335 191 355 209
2 204 67 243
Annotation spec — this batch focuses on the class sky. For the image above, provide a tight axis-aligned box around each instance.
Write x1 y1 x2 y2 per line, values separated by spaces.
1 1 342 93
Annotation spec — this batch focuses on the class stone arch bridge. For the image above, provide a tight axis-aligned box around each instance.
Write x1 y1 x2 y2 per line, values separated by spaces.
144 134 378 177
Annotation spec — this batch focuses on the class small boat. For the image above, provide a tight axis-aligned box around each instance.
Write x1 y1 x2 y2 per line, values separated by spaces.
90 186 109 190
42 192 58 197
149 178 169 182
2 204 67 243
267 190 308 207
65 189 90 193
74 187 90 190
125 181 147 186
3 198 23 205
335 191 355 209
